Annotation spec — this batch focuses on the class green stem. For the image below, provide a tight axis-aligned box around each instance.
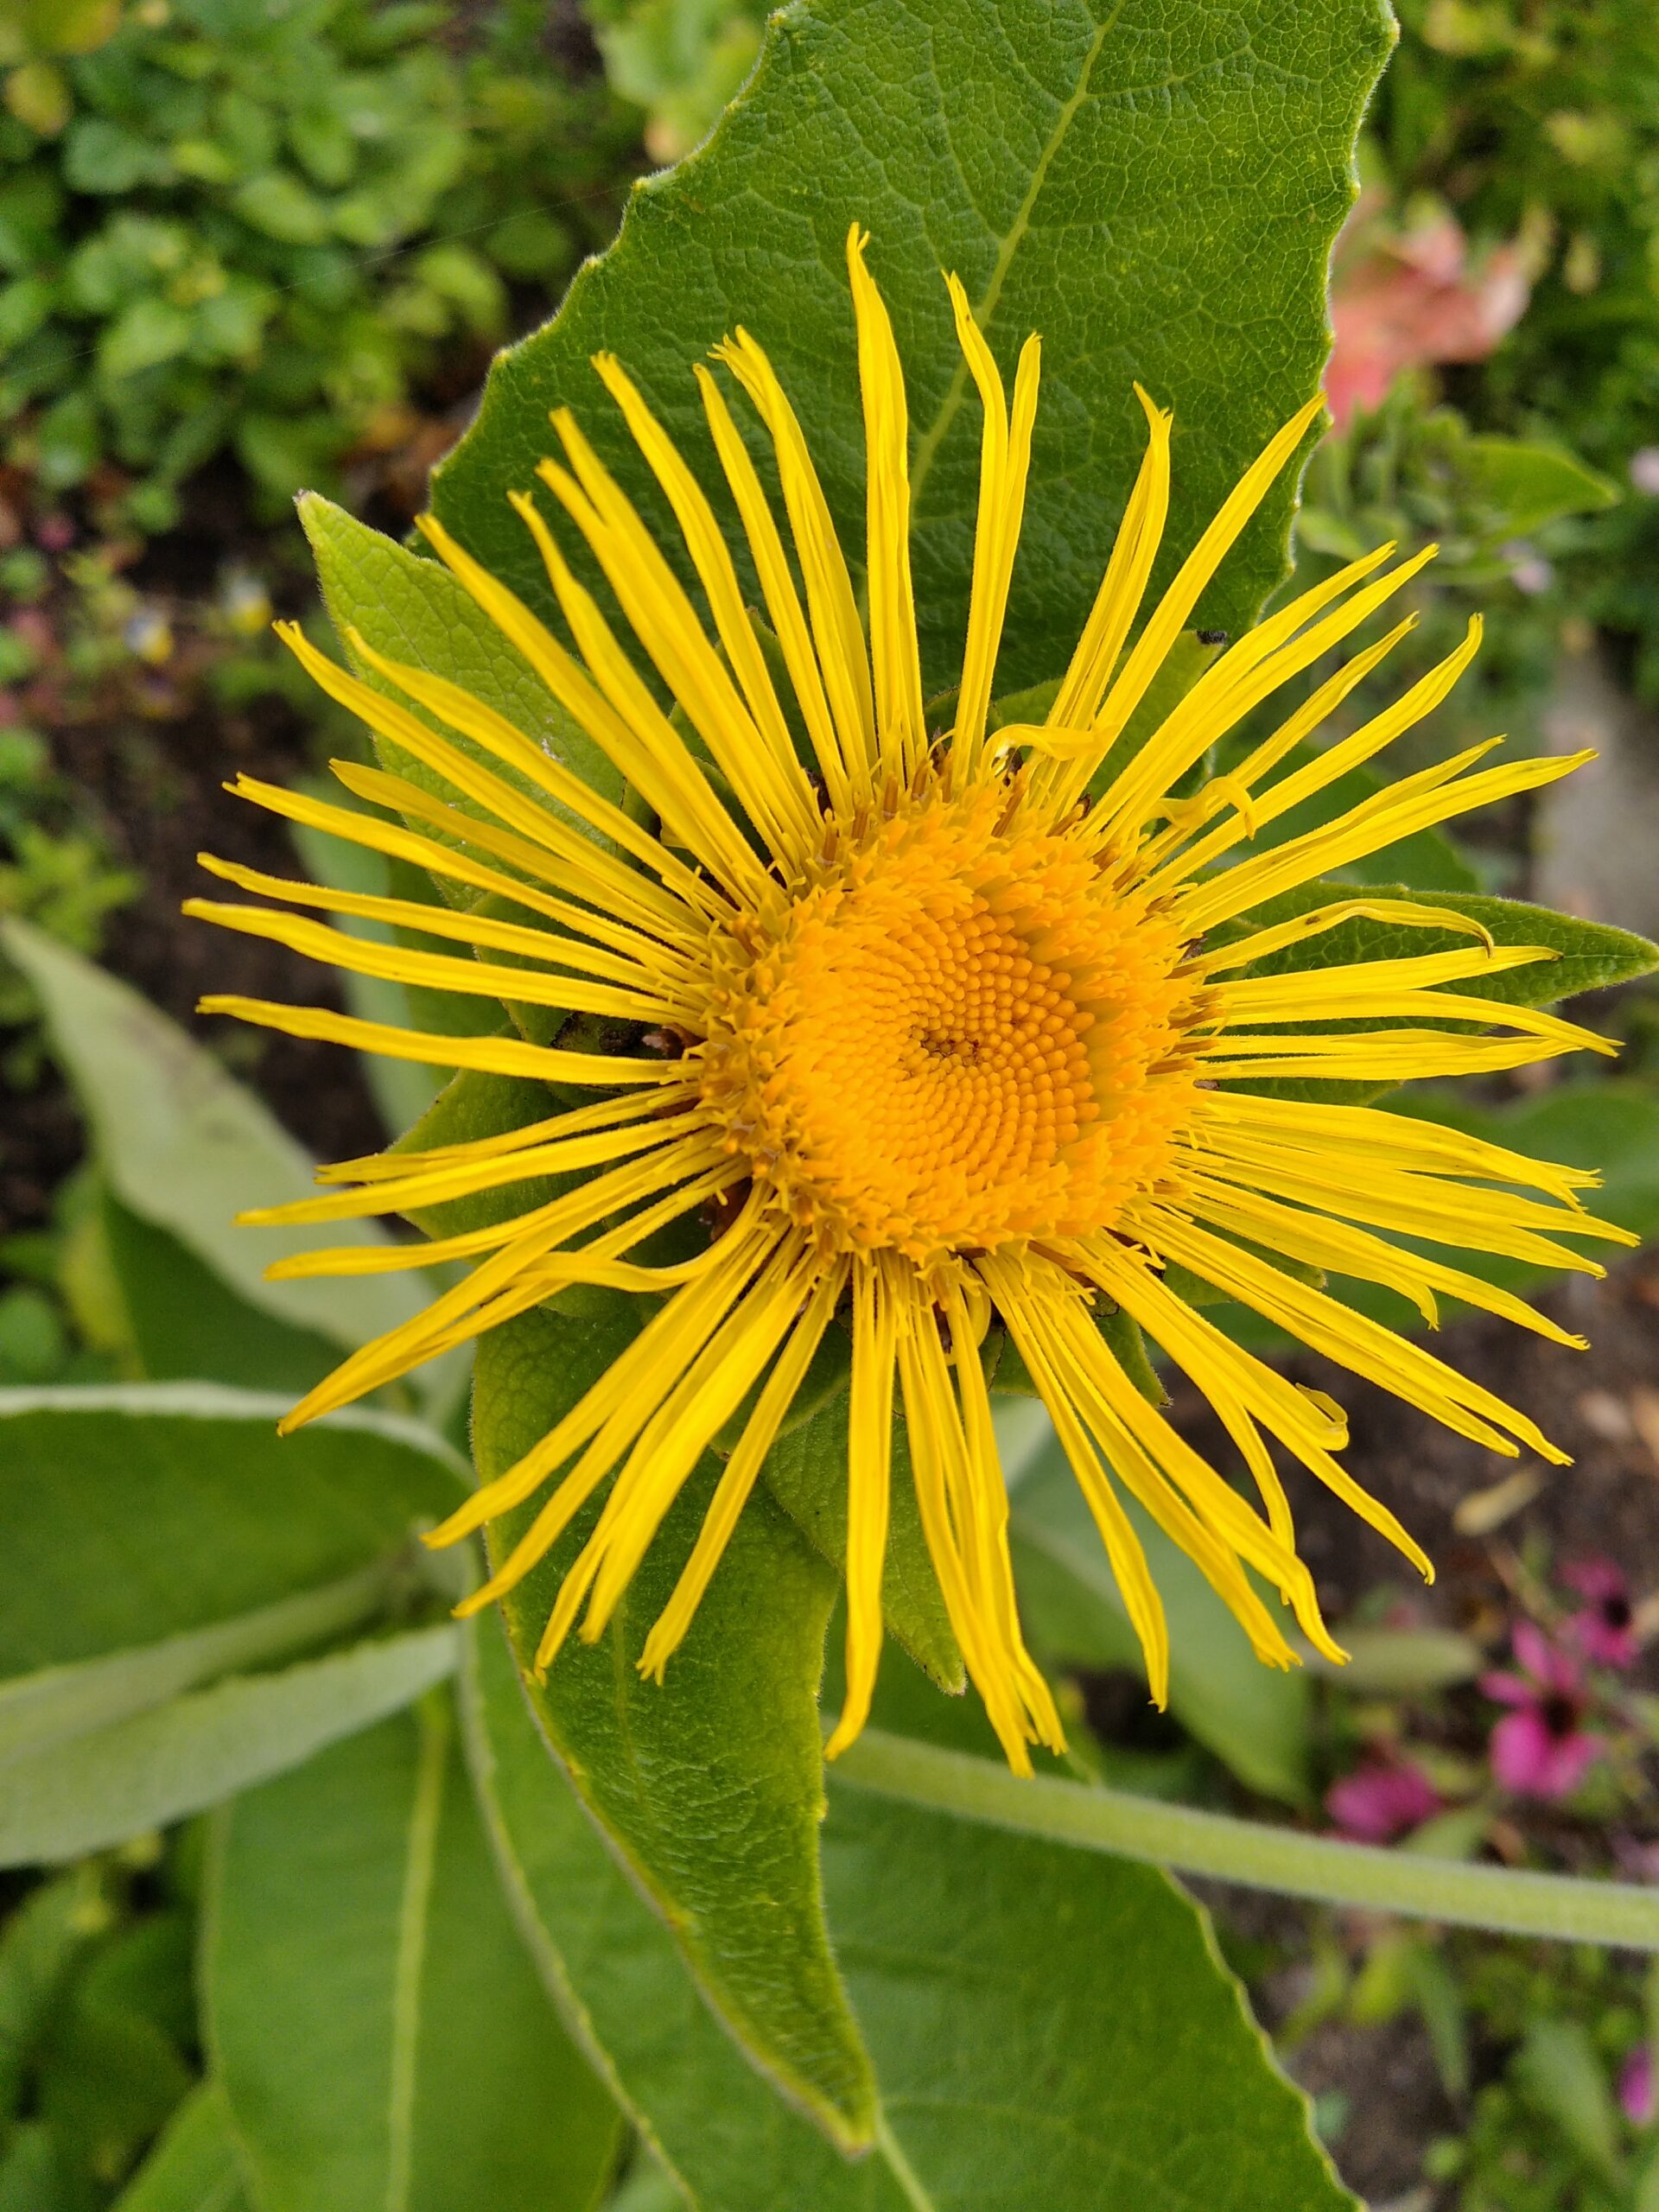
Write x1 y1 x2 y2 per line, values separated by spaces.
832 1729 1659 1950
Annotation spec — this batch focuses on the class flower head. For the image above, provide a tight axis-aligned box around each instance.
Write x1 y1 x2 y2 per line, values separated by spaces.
1561 1555 1639 1670
1482 1622 1604 1801
188 226 1629 1771
1325 1755 1440 1843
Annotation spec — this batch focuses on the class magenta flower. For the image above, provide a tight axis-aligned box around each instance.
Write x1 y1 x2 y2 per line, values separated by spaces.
1562 1557 1639 1671
1325 1755 1440 1843
1621 2045 1655 2129
1481 1623 1603 1801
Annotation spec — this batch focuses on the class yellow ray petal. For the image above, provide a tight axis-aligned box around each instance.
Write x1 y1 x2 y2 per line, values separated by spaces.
1043 385 1171 745
1041 392 1326 812
714 327 876 788
343 629 720 921
1180 746 1596 933
217 771 701 969
593 352 825 827
847 226 927 782
694 362 853 810
1141 1205 1570 1465
823 1255 899 1758
1090 543 1437 840
505 492 772 895
538 398 817 855
195 993 678 1086
193 852 693 1002
642 1257 848 1681
184 898 679 1026
944 269 1040 770
1194 895 1497 976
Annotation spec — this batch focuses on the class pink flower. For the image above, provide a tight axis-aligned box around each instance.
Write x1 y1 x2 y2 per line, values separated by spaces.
1325 207 1531 429
1621 2045 1655 2129
1562 1557 1639 1671
1325 1755 1440 1842
1481 1623 1603 1801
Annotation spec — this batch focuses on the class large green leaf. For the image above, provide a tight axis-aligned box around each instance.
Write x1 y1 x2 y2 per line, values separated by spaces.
997 1404 1313 1806
0 1624 457 1866
472 1300 876 2152
472 1622 1354 2211
462 1619 915 2212
111 2082 251 2212
0 919 423 1351
821 1783 1357 2211
0 1384 465 1700
206 1696 621 2212
432 0 1393 697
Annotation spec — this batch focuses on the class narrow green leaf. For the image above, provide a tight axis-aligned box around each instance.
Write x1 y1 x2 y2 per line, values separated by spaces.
111 2082 251 2212
472 1299 877 2152
0 1625 457 1867
0 1561 398 1769
0 919 423 1351
0 1384 465 1685
461 1620 916 2212
834 1728 1659 1950
433 0 1393 695
1514 2018 1624 2183
207 1696 620 2212
999 1410 1314 1806
822 1783 1356 2211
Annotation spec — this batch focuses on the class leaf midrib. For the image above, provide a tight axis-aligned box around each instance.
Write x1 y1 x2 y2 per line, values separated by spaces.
907 0 1132 517
385 1693 449 2212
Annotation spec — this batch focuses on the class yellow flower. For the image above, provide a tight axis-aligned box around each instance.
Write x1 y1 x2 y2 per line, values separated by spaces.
189 226 1628 1773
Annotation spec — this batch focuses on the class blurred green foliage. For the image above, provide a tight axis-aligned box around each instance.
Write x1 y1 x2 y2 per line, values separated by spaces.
1375 0 1659 697
0 0 639 531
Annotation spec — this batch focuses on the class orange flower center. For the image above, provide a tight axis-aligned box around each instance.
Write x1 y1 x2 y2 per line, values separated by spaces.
697 781 1207 1260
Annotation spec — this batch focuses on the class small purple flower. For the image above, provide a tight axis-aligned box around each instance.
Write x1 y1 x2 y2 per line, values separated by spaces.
1621 2044 1655 2128
1481 1622 1603 1801
1562 1556 1639 1671
1325 1755 1441 1842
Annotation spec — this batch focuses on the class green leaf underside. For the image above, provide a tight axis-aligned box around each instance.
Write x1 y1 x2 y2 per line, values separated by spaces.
470 1300 877 2151
0 1625 457 1868
0 919 422 1351
431 0 1393 699
111 2082 251 2212
820 1787 1355 2212
206 1699 620 2212
463 1619 914 2212
0 1387 464 1680
1001 1421 1313 1806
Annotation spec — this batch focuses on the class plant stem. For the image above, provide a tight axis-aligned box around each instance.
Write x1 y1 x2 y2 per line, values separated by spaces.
832 1728 1659 1949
